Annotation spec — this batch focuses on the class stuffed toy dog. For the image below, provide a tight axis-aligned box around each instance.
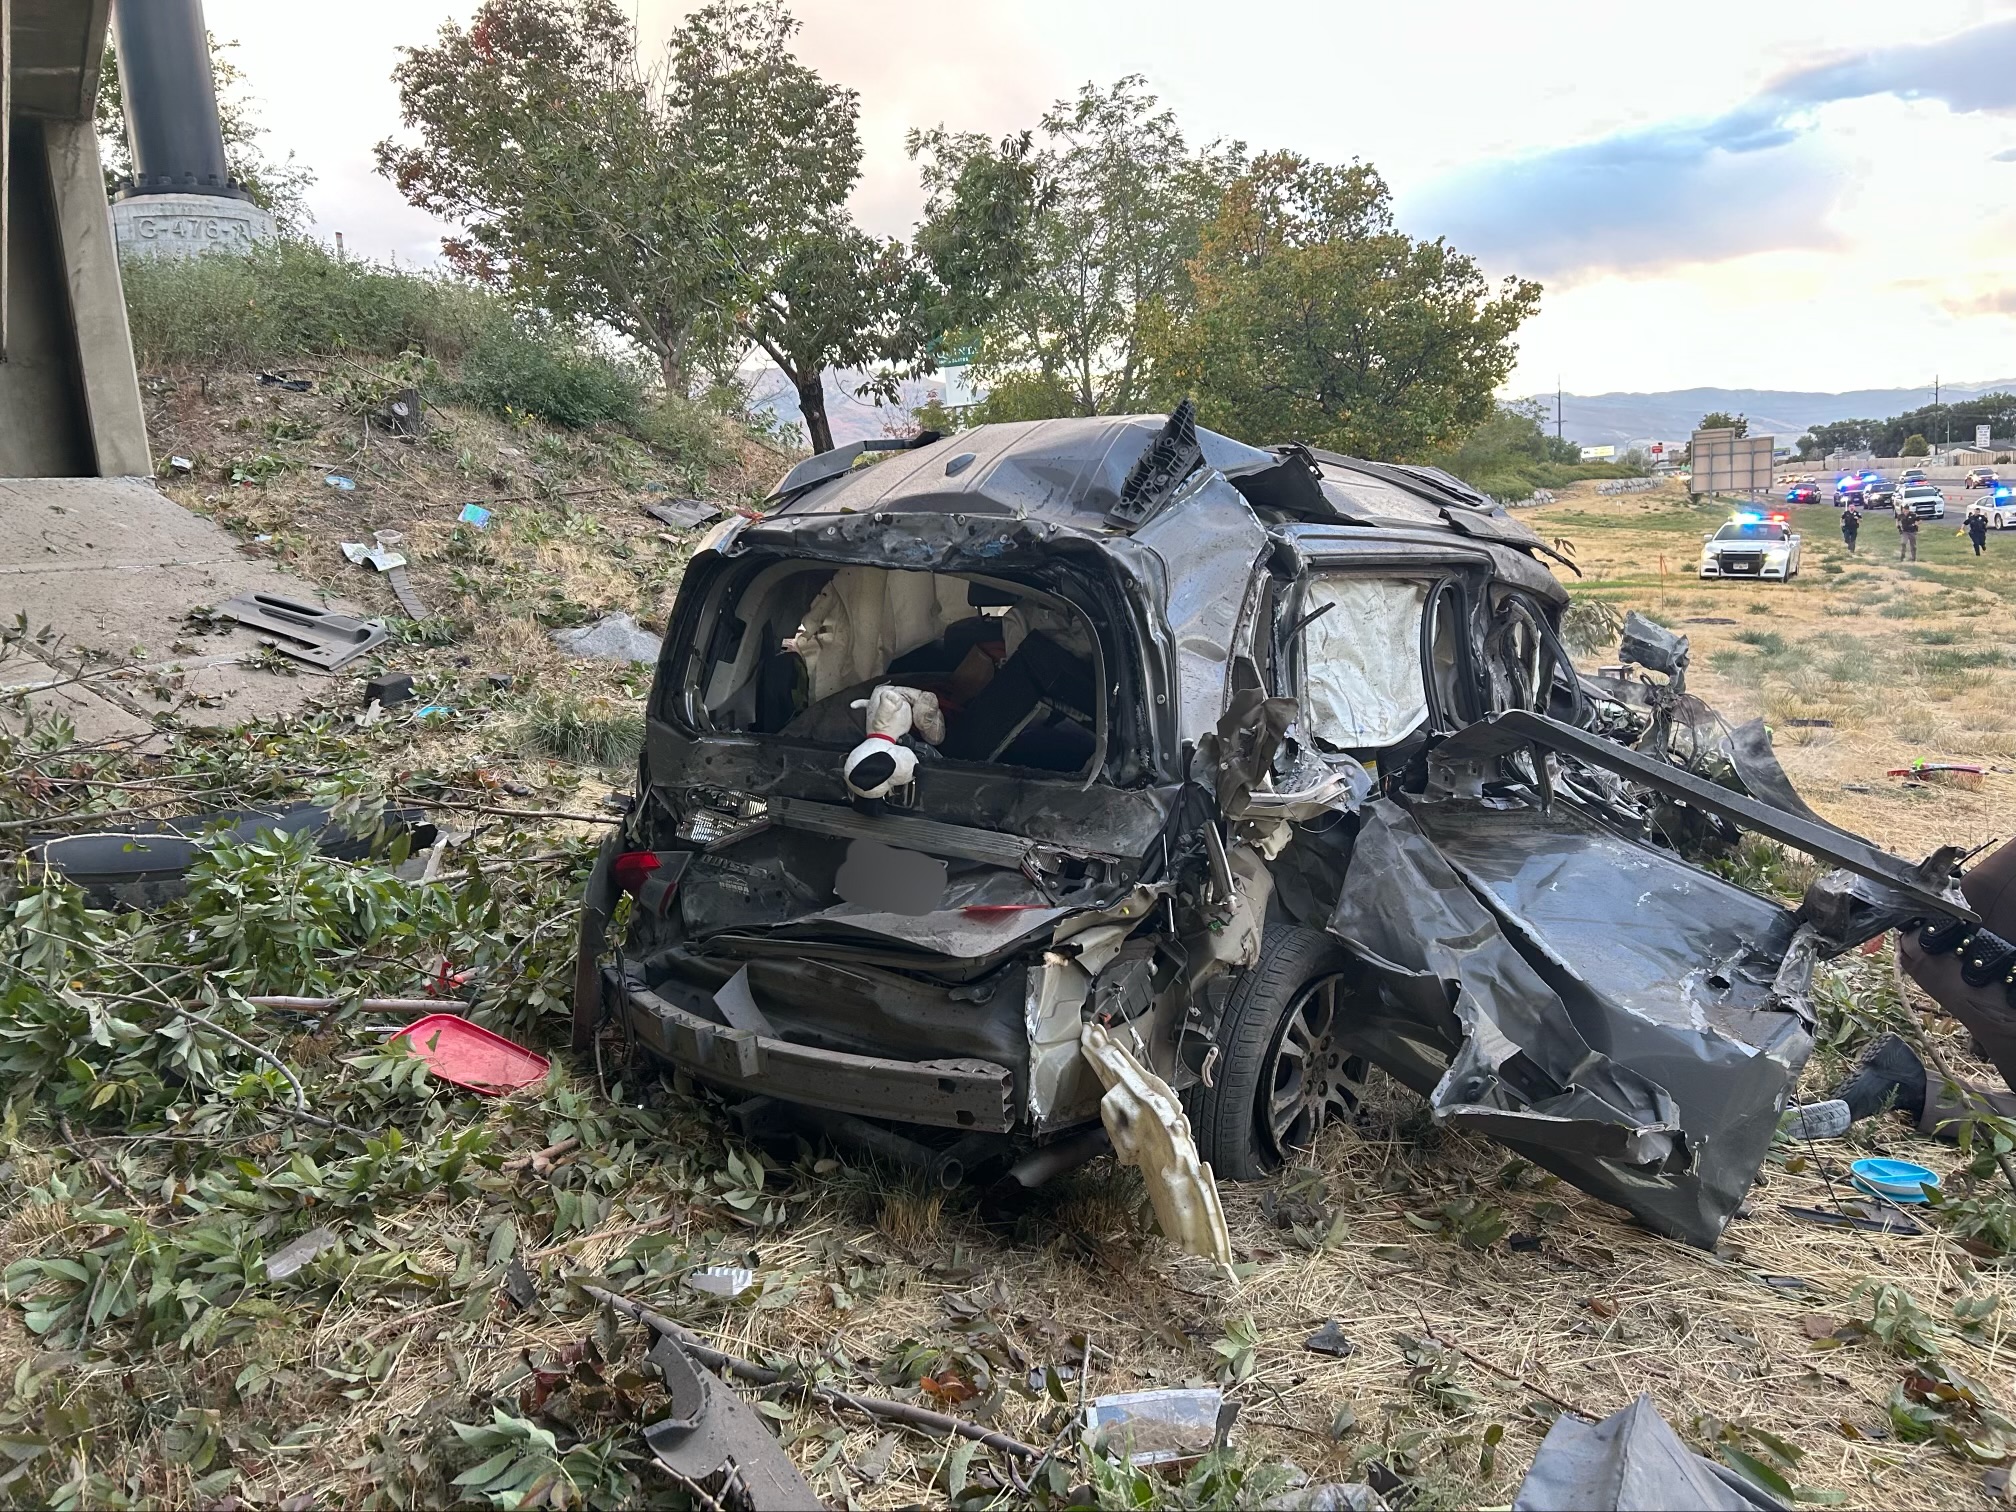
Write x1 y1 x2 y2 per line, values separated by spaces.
843 684 945 801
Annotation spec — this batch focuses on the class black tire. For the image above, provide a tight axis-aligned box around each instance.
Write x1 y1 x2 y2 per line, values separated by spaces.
1185 925 1367 1181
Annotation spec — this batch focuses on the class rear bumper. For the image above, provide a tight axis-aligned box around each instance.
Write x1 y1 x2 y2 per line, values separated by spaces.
606 967 1017 1132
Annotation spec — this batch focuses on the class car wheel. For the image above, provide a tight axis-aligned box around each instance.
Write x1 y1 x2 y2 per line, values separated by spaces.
1185 925 1367 1180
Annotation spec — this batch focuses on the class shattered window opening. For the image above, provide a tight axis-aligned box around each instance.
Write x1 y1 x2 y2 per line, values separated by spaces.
1300 575 1433 751
688 560 1110 779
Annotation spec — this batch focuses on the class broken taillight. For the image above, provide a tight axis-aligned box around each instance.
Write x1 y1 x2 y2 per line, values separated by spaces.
612 851 661 893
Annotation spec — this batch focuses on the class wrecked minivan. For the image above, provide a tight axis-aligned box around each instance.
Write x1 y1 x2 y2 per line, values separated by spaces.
574 405 1971 1248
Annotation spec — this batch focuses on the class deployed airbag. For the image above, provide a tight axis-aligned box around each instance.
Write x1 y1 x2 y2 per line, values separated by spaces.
1302 578 1429 749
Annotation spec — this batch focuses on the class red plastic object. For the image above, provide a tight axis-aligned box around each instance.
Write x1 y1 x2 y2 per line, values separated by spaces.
389 1014 549 1095
613 850 660 892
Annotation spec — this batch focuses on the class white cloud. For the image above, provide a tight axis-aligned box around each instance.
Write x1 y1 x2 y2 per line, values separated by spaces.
191 0 2016 395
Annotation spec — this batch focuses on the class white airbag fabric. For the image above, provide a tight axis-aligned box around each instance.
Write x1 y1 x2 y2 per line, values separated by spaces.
1303 578 1429 749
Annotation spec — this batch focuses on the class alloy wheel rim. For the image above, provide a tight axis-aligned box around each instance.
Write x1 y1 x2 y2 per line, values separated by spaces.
1262 975 1366 1159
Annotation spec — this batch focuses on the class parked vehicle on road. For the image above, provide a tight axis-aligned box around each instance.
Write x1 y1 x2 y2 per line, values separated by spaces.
1863 475 1898 508
1988 482 2016 528
1699 511 1802 580
1784 482 1820 504
1899 484 1947 521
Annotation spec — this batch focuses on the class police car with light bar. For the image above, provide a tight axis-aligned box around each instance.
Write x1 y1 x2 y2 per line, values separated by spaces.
1699 510 1802 581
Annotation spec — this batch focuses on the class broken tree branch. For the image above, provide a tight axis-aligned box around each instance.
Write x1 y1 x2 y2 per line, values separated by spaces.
581 1283 1042 1462
1416 1308 1596 1421
247 996 466 1014
399 795 620 826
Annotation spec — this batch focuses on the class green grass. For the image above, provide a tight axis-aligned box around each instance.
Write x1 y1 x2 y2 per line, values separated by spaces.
514 692 645 767
124 237 652 431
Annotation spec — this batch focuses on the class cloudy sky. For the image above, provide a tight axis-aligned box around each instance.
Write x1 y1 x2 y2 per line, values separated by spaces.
203 0 2016 397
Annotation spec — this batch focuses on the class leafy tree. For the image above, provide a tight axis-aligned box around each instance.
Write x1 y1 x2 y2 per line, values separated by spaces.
1153 152 1541 459
908 77 1243 419
96 37 315 231
379 0 915 448
1803 418 1879 455
1901 433 1930 457
1698 411 1748 436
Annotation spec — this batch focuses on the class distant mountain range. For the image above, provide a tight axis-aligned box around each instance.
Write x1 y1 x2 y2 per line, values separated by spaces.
754 370 2016 454
1524 383 2016 451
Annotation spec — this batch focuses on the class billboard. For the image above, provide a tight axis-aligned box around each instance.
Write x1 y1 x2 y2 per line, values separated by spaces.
1979 424 1993 448
1688 428 1774 496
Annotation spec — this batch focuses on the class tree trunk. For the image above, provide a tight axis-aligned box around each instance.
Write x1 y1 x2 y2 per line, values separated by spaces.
657 329 691 398
797 370 835 454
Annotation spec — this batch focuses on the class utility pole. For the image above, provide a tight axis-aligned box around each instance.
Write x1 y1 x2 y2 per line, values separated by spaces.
1555 378 1563 443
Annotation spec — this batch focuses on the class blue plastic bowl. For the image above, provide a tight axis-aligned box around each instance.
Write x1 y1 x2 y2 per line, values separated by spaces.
1850 1157 1942 1204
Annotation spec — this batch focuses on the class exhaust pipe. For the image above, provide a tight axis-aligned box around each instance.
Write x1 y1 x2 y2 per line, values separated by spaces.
1005 1126 1111 1189
799 1109 970 1189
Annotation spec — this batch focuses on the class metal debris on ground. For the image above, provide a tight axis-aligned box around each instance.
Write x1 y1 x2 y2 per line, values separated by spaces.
641 498 724 530
550 612 663 664
257 372 314 392
501 1256 538 1311
216 592 388 671
167 455 194 473
1512 1394 1788 1512
457 503 491 528
26 802 436 910
325 474 356 492
640 1332 822 1510
1302 1320 1356 1357
383 566 429 620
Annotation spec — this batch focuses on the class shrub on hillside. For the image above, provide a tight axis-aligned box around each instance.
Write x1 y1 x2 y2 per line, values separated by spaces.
1432 400 1649 502
124 238 663 434
122 237 491 369
456 319 646 431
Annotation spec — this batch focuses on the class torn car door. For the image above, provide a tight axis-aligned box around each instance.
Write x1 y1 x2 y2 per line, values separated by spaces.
1322 713 1968 1248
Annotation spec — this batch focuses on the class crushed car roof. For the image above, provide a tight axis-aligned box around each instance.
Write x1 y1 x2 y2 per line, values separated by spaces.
761 414 1570 582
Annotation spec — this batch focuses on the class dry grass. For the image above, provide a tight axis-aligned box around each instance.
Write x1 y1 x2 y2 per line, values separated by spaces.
1538 481 2016 857
159 1047 2000 1511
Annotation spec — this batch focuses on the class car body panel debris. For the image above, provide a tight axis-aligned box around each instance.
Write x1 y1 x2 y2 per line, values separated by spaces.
1080 1020 1233 1263
551 612 663 663
1513 1394 1787 1511
28 802 436 910
642 1332 821 1510
576 410 1963 1249
388 1014 548 1094
643 498 724 530
216 592 388 671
